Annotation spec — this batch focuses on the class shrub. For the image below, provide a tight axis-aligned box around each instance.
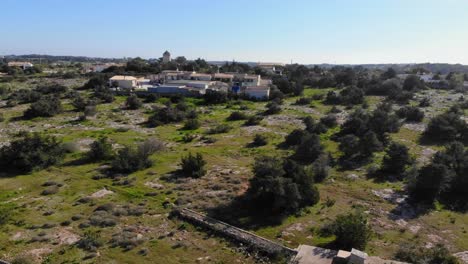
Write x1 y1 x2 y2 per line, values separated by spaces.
320 114 338 128
419 97 431 107
204 90 228 104
110 229 144 250
84 105 97 117
87 137 114 161
227 111 248 121
207 124 232 134
293 133 324 163
0 133 65 173
180 153 207 178
182 118 200 130
312 154 330 182
111 145 152 173
284 129 305 147
264 101 281 115
251 134 268 147
325 210 371 250
77 230 103 252
381 142 412 175
396 106 424 122
295 97 312 105
41 185 59 195
94 85 114 103
247 157 319 214
147 105 186 127
0 203 14 225
0 113 4 122
23 95 62 118
243 115 262 126
125 95 142 110
395 244 459 264
424 110 466 142
89 210 117 227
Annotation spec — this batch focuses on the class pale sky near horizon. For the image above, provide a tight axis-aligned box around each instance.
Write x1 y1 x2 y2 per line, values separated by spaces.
2 0 468 64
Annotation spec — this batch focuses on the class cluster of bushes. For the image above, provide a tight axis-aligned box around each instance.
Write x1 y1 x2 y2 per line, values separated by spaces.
395 244 460 264
147 101 196 127
325 86 364 106
0 132 65 173
110 138 163 173
424 106 467 143
245 156 320 214
408 141 468 211
23 95 63 118
336 104 400 168
396 105 425 122
6 83 68 106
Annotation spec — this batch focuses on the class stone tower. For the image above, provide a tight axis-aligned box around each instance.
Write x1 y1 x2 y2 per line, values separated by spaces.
163 50 171 63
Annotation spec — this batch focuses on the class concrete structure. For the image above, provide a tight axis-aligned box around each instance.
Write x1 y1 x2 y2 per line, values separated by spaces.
292 245 337 264
109 75 138 89
349 249 368 264
213 73 234 83
244 85 270 99
189 72 212 81
162 50 171 63
256 62 284 75
7 61 33 69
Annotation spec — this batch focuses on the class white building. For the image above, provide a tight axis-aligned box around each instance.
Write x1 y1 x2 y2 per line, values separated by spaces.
244 86 270 100
109 75 138 89
7 61 34 69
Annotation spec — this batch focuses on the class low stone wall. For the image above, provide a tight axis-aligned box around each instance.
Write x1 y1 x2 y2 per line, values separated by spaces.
173 208 297 258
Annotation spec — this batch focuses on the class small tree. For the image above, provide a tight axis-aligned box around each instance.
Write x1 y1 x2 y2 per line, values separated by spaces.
87 137 114 161
326 210 371 250
381 142 412 175
293 133 324 163
180 153 207 178
125 95 142 110
182 118 200 130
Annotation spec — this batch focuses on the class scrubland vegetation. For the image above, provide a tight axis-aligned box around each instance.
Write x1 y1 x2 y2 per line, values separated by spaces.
0 58 467 263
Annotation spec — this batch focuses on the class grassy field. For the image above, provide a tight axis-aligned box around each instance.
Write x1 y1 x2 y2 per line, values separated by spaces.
0 84 466 263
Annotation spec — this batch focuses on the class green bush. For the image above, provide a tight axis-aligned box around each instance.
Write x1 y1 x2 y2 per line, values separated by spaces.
247 157 319 214
23 95 62 118
325 210 371 250
207 124 232 134
180 153 207 178
125 95 143 110
87 137 114 161
243 115 262 126
0 132 65 173
110 139 162 173
395 244 459 264
227 111 248 121
182 118 200 130
251 134 268 146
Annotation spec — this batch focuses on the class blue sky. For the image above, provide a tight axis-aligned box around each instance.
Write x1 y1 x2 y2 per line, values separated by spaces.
1 0 468 64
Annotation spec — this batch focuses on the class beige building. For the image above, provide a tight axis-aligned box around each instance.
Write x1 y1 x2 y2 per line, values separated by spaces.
109 75 138 89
